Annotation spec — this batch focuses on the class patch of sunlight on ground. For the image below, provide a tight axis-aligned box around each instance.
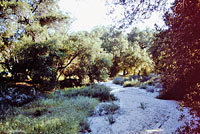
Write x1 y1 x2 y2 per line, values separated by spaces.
141 129 164 134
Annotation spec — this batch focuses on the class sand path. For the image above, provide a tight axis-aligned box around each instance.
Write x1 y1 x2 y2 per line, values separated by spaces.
87 81 192 134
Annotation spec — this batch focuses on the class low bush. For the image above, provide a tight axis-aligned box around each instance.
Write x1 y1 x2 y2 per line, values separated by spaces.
63 84 117 102
139 83 148 89
123 79 141 87
146 86 155 93
107 114 115 124
102 103 119 114
96 102 119 115
123 81 134 87
113 76 124 85
0 95 99 134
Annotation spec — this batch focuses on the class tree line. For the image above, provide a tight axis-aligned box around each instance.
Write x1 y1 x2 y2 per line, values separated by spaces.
0 0 155 91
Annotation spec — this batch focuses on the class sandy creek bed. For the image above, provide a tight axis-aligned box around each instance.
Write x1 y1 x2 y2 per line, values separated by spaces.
84 81 193 134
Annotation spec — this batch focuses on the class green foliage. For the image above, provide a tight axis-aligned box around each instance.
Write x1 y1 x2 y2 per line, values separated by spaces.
63 84 117 102
125 32 155 75
153 0 200 100
87 53 113 82
100 27 129 77
101 102 119 114
0 0 155 92
0 95 99 134
113 76 124 85
0 0 114 90
140 75 159 86
97 27 155 77
0 0 70 90
123 79 140 87
57 31 113 85
128 27 155 50
0 2 155 90
124 28 155 75
11 41 66 90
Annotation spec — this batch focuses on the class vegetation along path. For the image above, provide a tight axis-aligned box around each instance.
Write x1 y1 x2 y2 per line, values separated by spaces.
87 81 193 134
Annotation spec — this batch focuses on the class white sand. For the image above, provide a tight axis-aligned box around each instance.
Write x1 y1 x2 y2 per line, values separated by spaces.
87 81 193 134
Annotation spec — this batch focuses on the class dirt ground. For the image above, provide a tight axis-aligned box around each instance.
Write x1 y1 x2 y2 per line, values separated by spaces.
87 82 193 134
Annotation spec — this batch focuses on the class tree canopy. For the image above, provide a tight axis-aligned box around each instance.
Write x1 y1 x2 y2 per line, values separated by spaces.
152 0 200 100
0 0 156 91
106 0 168 29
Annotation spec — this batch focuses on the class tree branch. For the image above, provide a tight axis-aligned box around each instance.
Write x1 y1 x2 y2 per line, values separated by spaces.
56 53 79 80
57 53 79 71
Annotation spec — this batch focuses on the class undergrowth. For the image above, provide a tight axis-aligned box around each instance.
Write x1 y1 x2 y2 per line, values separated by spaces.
0 96 98 134
63 84 117 101
0 84 116 134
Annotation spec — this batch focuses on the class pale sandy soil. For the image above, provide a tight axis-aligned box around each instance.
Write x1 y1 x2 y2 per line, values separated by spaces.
86 81 193 134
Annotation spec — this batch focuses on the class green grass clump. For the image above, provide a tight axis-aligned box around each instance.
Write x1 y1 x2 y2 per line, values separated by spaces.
139 102 147 110
101 102 119 114
0 84 117 133
123 79 141 87
113 76 124 85
0 96 99 134
107 114 115 124
63 84 117 102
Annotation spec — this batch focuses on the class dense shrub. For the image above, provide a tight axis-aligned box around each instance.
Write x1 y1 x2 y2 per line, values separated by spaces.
152 0 200 100
63 84 117 102
0 95 99 134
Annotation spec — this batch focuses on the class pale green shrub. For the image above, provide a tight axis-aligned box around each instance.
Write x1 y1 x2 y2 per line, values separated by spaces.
123 79 141 87
101 102 119 114
113 76 124 85
63 84 117 102
0 96 99 134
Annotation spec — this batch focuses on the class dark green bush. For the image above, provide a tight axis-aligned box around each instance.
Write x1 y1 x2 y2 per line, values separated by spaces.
174 83 200 133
